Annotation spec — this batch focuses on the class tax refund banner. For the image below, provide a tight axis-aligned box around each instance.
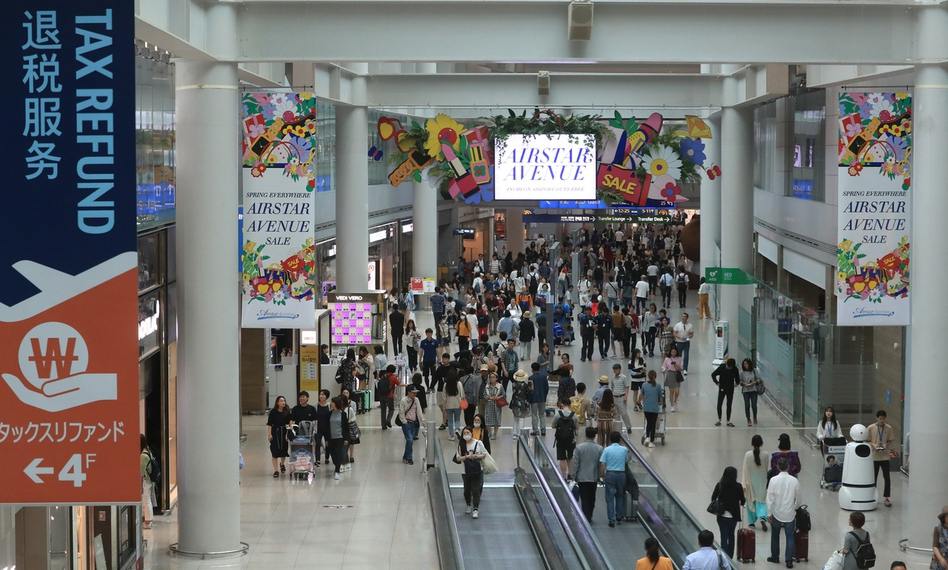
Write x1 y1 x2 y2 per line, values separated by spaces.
836 92 912 326
0 3 140 503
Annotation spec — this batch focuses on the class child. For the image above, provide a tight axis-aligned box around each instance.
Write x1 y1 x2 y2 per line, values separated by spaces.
570 382 592 425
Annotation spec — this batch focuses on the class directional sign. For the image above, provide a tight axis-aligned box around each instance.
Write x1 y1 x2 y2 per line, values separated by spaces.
0 1 139 504
453 227 476 238
705 266 756 285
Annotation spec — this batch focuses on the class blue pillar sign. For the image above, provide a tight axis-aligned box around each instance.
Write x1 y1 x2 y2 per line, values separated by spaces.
0 2 139 504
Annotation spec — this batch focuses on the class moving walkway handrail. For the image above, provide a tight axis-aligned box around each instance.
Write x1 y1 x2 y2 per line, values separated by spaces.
427 423 465 570
515 434 604 570
530 436 615 570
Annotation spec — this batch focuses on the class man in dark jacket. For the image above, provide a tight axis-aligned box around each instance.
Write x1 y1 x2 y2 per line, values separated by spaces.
519 311 536 361
528 363 549 436
291 390 318 424
710 357 740 427
579 306 595 362
389 306 405 355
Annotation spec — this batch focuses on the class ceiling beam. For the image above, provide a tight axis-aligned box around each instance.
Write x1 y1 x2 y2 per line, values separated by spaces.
233 1 926 64
364 73 724 109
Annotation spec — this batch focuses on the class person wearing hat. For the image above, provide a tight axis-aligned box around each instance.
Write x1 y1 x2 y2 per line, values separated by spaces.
510 369 533 440
397 384 425 465
593 375 611 408
519 310 536 361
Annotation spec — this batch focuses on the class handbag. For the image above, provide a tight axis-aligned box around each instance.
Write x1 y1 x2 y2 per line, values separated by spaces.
707 498 723 515
823 550 844 570
460 397 469 410
349 424 361 445
496 396 508 408
481 450 498 475
755 371 766 394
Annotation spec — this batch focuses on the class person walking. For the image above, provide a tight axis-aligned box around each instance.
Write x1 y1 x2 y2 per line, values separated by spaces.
629 348 647 412
579 306 596 362
676 269 689 309
471 413 492 454
397 386 424 465
140 435 155 529
659 269 674 309
377 365 398 430
739 358 762 426
420 328 439 390
867 409 897 507
611 363 634 434
741 434 770 530
672 312 694 375
570 427 603 523
596 302 612 359
770 433 803 478
519 311 536 360
483 372 504 439
340 388 359 469
661 346 684 412
683 530 733 570
697 277 711 320
528 362 550 436
455 426 488 519
599 431 629 527
570 382 592 426
711 358 740 426
638 370 663 448
389 305 405 355
460 365 482 427
636 537 674 570
635 274 650 314
816 406 843 445
326 396 352 480
710 466 746 559
551 399 578 476
406 320 421 372
840 512 872 570
931 507 948 570
266 395 291 478
510 369 532 440
443 369 464 439
642 303 659 357
766 456 802 568
596 389 617 447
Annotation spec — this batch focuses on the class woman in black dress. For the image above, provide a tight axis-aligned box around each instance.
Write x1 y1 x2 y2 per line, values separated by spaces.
267 395 292 477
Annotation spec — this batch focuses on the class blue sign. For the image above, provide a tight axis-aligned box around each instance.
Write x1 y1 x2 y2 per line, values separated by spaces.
538 200 608 209
2 3 135 307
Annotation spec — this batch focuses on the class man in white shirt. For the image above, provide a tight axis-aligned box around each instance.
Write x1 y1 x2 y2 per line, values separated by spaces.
673 313 695 375
646 262 660 295
614 228 624 244
472 273 484 296
766 457 802 568
683 529 733 570
634 275 650 313
659 269 674 309
610 363 633 434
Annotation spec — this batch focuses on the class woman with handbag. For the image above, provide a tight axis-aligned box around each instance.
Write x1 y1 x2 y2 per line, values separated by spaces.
340 388 360 471
483 373 505 439
595 389 617 447
741 434 770 530
710 465 746 558
327 396 351 480
739 358 762 426
455 426 488 519
443 368 464 440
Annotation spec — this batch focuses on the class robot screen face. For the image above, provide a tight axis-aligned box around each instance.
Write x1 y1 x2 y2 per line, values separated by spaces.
855 443 872 458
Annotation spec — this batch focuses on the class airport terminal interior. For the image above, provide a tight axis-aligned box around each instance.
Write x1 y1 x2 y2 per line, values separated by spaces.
1 1 947 569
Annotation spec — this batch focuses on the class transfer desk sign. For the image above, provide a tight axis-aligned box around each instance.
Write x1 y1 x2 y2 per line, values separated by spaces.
836 92 912 326
0 2 140 504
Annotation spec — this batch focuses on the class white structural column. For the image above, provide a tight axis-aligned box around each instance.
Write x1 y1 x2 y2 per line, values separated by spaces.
505 208 525 255
906 5 948 545
412 174 438 294
699 117 722 275
174 59 242 555
719 106 754 354
335 88 369 291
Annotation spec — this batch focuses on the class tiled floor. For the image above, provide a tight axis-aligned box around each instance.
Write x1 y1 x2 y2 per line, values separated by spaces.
147 291 932 569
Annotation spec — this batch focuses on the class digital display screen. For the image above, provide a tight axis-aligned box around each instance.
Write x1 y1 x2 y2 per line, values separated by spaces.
494 134 596 200
330 302 373 345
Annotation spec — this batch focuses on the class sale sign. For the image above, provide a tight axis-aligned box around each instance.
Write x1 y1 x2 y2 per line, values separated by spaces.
0 2 139 503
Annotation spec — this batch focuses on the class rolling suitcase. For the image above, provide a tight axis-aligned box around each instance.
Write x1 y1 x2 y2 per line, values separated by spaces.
361 390 372 413
793 530 809 561
736 527 756 562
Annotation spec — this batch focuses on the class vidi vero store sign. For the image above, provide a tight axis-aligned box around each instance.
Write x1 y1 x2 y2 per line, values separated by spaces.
0 1 139 504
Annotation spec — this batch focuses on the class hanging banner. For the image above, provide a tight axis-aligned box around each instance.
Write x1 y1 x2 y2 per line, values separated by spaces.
0 2 140 504
240 92 317 329
836 92 912 326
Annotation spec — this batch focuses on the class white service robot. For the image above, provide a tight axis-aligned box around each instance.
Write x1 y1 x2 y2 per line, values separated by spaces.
839 424 877 511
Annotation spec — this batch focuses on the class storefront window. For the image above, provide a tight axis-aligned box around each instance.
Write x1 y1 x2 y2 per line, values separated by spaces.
787 90 826 202
315 99 336 193
136 54 176 230
138 232 162 292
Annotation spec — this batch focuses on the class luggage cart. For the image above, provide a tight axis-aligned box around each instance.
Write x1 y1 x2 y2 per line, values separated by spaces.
288 420 316 482
641 385 668 446
819 436 846 490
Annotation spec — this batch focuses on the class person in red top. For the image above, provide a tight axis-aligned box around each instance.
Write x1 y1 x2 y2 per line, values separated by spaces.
378 364 398 430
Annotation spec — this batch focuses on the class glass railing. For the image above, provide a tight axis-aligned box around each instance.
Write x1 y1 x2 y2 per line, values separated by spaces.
426 423 464 570
620 433 711 569
525 436 614 570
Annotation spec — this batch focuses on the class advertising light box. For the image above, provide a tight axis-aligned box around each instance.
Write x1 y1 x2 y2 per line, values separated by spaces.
495 134 596 200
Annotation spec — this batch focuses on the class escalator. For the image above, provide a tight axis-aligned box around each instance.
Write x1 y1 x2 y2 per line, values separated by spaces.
426 425 608 570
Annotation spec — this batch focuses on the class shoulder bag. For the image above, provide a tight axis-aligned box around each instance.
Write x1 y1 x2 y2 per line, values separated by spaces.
755 371 766 395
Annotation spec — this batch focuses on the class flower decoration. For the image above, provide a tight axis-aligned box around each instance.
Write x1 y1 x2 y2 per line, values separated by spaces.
678 138 706 167
866 93 893 117
661 181 682 201
424 114 465 160
251 163 266 178
848 163 863 176
642 145 682 180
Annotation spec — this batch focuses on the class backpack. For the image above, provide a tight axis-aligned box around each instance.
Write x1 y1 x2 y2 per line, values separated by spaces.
849 532 876 569
374 375 392 401
677 273 687 288
554 412 576 444
145 449 161 483
795 505 811 532
335 360 351 384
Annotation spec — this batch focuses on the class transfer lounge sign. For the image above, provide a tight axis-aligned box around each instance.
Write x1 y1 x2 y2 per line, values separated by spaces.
0 2 140 503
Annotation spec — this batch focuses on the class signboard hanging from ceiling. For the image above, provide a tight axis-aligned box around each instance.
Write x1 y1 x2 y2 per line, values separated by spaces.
494 134 597 200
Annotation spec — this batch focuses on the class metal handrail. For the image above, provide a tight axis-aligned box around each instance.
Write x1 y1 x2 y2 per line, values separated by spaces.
427 423 465 570
515 434 597 570
531 437 615 570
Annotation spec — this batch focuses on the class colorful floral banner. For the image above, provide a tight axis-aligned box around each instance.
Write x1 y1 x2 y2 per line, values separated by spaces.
240 92 317 329
836 91 911 326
